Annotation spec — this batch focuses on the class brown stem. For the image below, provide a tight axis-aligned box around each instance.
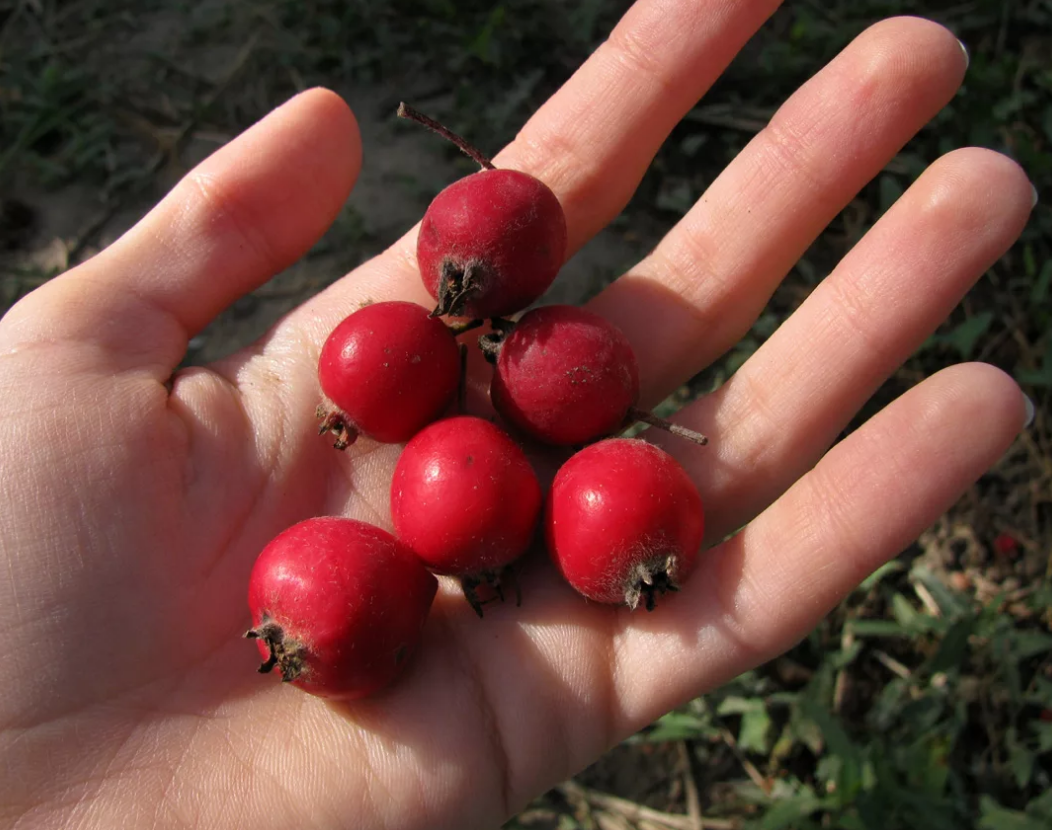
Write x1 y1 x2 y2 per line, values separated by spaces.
431 259 486 318
458 568 514 618
624 553 680 611
244 628 279 674
245 618 304 680
397 102 495 170
478 333 503 363
627 407 709 446
488 316 516 335
460 576 486 618
316 406 359 451
477 317 516 364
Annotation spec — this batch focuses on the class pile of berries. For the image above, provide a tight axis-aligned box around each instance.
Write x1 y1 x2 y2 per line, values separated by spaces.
245 105 708 700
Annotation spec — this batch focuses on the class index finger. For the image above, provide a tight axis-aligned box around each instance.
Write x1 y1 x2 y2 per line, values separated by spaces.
287 0 785 336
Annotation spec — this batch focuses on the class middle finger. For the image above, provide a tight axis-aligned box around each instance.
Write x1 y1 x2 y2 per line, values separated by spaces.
590 16 970 401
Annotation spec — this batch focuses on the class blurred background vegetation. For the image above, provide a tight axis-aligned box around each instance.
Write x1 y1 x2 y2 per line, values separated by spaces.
1 1 1050 827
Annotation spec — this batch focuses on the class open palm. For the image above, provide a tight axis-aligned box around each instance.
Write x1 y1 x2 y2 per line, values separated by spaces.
0 4 1034 829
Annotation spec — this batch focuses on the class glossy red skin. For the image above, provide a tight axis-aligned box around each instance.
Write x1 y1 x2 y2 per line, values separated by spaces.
391 416 542 575
417 169 567 318
491 305 639 446
546 439 704 606
248 517 438 699
318 301 460 443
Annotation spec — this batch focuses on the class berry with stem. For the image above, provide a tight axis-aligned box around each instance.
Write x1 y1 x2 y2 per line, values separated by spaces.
398 103 567 320
317 300 461 448
483 305 708 447
546 438 705 611
390 415 543 616
246 517 438 699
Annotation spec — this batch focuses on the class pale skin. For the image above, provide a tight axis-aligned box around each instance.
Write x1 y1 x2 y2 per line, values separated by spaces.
0 2 1036 827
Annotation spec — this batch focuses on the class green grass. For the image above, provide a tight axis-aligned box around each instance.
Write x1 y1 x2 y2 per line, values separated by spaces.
2 1 1050 827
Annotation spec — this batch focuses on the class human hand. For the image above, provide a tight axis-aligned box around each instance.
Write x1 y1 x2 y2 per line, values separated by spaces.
0 3 1034 828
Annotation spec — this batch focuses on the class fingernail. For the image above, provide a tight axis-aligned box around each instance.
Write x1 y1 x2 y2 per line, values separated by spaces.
1023 394 1035 429
958 39 970 70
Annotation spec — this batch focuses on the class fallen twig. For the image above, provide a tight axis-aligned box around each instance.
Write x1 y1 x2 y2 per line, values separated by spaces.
558 781 739 830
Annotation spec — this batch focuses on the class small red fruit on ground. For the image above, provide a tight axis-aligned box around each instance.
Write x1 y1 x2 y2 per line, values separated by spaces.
417 169 568 319
546 439 705 611
246 517 438 699
391 415 543 615
488 305 639 445
317 300 461 448
992 532 1020 558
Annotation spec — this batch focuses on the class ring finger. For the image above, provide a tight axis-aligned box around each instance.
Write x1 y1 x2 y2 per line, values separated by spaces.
666 146 1034 541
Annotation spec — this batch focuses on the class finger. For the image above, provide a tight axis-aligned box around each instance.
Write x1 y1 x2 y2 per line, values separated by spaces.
2 89 361 372
588 16 970 400
665 147 1034 540
493 0 783 253
611 362 1027 728
285 0 785 330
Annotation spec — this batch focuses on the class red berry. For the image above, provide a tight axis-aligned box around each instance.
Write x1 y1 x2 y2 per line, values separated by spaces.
993 532 1019 558
391 415 542 615
546 439 704 611
483 306 708 448
488 305 639 445
246 517 438 699
317 301 461 448
417 169 568 319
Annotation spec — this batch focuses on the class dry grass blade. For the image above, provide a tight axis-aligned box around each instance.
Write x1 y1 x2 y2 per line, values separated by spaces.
558 781 739 830
677 741 703 830
716 725 770 796
874 650 912 681
833 623 856 715
913 580 943 618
